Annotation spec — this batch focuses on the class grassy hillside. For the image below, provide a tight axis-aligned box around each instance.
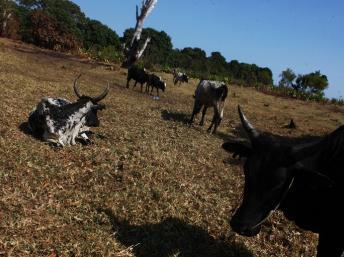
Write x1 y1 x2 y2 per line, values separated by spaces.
0 38 343 257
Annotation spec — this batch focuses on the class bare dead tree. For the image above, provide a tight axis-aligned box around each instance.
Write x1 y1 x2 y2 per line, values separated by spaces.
0 0 13 36
122 0 157 68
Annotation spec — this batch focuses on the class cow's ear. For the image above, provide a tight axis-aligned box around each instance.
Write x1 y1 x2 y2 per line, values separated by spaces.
293 164 334 189
222 141 252 158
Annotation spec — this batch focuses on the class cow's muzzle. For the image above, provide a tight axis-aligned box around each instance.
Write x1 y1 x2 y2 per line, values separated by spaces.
230 217 261 237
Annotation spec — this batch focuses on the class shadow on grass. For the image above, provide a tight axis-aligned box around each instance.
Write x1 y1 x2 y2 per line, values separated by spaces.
18 121 41 140
161 109 190 124
100 208 253 257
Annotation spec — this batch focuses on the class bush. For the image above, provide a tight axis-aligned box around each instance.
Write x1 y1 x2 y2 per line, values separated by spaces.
85 45 123 63
98 45 123 63
22 10 80 50
253 84 343 106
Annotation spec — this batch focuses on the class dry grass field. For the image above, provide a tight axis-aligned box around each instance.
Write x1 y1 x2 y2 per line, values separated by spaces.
0 38 343 257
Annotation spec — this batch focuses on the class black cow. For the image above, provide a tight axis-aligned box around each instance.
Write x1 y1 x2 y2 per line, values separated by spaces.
222 105 344 257
146 74 166 97
126 65 149 92
28 75 109 146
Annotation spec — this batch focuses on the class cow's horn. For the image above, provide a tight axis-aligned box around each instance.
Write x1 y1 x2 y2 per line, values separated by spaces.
73 74 82 98
238 105 260 139
92 83 109 103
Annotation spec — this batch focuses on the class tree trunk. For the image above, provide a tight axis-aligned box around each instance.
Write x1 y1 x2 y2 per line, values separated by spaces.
122 0 157 68
1 12 11 36
0 0 12 36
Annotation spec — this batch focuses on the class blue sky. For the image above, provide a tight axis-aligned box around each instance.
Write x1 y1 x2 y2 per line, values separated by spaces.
72 0 344 99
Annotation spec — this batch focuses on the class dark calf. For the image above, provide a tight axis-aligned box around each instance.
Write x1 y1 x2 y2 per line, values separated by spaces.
146 74 166 97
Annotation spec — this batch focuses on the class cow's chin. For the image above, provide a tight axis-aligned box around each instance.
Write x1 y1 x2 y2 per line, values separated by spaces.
241 225 261 237
230 213 264 237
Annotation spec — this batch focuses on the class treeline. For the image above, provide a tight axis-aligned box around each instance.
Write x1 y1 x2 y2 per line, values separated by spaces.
0 0 123 61
122 28 273 86
0 0 273 86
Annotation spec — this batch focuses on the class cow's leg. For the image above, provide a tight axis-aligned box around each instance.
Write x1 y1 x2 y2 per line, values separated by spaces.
207 116 215 133
317 231 343 257
43 130 62 147
156 88 159 97
78 125 91 142
133 80 137 88
189 101 202 126
70 132 77 145
207 106 220 134
151 86 154 95
199 106 208 126
58 137 65 147
46 138 61 147
140 83 144 93
126 78 131 89
78 132 91 144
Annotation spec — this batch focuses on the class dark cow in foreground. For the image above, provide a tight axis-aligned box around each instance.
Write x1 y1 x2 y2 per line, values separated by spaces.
146 74 166 97
28 75 109 146
126 65 149 92
189 80 228 134
222 106 344 257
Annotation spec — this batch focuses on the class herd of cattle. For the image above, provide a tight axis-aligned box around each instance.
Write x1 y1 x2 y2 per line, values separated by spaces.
27 66 343 257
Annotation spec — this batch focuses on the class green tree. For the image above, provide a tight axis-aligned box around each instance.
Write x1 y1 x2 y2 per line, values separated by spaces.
227 60 240 78
81 18 120 50
23 10 80 50
17 0 121 56
122 27 173 68
279 68 296 88
295 70 328 95
208 51 227 75
17 0 85 49
174 47 209 77
142 28 172 66
257 67 273 85
18 0 86 39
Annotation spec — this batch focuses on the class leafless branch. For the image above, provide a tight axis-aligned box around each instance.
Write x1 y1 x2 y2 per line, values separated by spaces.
122 0 157 68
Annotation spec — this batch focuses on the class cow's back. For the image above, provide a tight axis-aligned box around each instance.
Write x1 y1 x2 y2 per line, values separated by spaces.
194 80 222 105
127 65 148 83
281 126 344 233
28 97 71 137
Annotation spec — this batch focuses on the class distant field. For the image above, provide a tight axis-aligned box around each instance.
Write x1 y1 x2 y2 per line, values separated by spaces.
0 38 343 257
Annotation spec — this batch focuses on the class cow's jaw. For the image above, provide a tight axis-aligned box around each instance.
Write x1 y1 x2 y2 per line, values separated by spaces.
230 177 295 237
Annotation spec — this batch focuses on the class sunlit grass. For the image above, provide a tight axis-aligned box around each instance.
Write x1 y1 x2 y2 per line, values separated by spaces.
0 38 343 257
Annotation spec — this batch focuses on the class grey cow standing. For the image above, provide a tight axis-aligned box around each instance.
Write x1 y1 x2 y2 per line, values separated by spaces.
189 80 228 133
